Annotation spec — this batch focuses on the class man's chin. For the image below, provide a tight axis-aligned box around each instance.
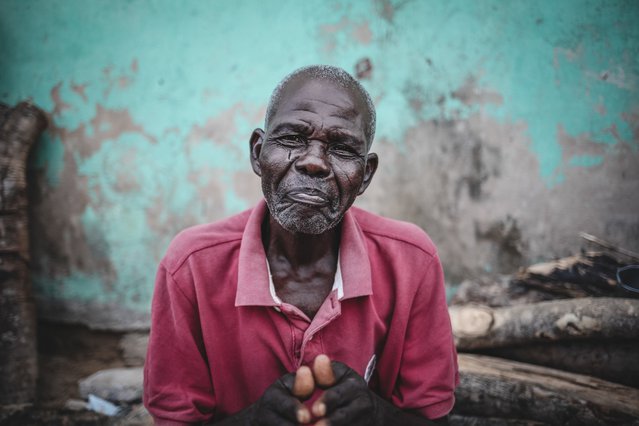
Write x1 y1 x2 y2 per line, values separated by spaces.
272 209 339 235
279 217 335 235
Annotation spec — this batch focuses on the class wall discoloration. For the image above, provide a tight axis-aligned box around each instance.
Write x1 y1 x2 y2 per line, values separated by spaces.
319 16 375 53
29 141 118 296
71 83 88 103
51 83 71 117
452 76 504 107
1 0 637 328
622 110 639 142
360 112 639 282
352 22 373 45
186 104 244 149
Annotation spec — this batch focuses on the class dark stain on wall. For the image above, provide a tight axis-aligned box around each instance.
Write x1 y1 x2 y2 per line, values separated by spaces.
28 141 117 291
475 216 526 273
355 58 373 80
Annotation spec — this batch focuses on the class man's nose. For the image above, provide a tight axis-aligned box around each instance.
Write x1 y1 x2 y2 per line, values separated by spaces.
294 140 331 177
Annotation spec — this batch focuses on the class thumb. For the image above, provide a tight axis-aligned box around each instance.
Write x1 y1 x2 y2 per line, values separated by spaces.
312 354 336 388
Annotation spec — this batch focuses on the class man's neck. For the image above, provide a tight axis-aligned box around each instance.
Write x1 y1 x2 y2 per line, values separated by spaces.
262 215 340 268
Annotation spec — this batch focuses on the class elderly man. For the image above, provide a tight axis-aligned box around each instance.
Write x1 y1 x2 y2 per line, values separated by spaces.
144 65 458 425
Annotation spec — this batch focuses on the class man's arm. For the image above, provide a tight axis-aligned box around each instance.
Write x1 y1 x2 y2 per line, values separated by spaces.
144 263 217 424
383 253 458 419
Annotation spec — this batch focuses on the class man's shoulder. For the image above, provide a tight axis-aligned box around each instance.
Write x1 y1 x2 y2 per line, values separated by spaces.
350 206 438 257
161 207 252 273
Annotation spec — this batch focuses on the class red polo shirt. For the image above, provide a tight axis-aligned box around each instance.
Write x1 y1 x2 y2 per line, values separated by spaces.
144 200 458 424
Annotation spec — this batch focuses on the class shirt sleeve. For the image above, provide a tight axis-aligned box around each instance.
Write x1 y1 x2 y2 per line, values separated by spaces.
391 254 459 419
143 262 216 425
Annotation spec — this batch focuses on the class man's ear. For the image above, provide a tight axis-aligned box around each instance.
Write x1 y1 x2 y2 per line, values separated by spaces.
357 153 378 196
249 128 265 177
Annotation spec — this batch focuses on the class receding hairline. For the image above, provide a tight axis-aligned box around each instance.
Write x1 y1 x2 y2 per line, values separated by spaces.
264 65 376 147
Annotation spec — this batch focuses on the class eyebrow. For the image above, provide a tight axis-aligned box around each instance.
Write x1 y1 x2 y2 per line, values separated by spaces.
269 122 313 135
329 108 359 120
325 128 364 146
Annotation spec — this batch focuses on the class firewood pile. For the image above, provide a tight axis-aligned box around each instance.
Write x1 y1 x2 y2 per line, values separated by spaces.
448 234 639 425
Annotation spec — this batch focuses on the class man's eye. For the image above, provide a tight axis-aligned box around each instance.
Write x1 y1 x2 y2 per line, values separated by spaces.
277 135 306 147
329 145 360 158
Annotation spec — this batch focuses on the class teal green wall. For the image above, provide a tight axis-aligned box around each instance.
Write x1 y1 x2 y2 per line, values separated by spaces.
1 0 637 328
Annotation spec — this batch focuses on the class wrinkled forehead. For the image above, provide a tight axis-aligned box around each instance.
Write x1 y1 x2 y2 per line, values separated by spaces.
272 76 369 131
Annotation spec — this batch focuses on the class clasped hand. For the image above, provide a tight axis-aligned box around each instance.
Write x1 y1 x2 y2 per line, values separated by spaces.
252 354 379 426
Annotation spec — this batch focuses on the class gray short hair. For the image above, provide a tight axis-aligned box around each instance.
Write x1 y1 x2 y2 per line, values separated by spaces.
264 65 376 147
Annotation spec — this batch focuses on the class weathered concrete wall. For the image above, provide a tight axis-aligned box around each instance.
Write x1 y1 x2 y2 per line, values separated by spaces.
1 0 637 329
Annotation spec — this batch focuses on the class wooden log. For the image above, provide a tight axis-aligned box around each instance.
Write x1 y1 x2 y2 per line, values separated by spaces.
580 232 639 263
454 354 639 425
453 251 638 309
451 275 560 307
514 252 638 299
0 102 47 407
450 415 545 426
450 298 639 350
481 340 639 388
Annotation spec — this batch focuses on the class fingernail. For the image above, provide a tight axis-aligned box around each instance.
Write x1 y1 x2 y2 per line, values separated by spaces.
312 401 326 417
297 407 311 424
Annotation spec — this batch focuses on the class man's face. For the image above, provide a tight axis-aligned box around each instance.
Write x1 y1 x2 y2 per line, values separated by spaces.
250 77 377 235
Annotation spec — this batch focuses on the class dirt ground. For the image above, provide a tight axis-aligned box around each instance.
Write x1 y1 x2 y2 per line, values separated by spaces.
1 321 129 425
36 321 128 407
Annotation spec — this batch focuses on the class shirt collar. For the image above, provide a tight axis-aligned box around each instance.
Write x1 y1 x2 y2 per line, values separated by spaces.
235 199 372 307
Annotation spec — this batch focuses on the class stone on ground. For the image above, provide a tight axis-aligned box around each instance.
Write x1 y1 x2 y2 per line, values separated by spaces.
79 367 143 403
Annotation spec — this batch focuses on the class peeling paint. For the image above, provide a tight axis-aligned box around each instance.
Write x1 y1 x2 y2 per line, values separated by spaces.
351 22 372 44
186 103 244 148
71 83 88 103
50 83 71 117
319 15 375 53
557 125 606 162
451 76 504 107
568 155 604 168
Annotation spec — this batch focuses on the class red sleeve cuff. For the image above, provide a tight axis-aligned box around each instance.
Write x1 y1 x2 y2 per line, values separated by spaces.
417 395 455 420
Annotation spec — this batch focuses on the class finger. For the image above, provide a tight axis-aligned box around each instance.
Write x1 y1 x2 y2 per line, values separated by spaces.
315 419 330 426
262 376 306 423
324 395 372 426
258 399 301 426
278 371 313 423
259 408 299 426
313 384 343 416
328 360 354 383
296 402 312 424
314 375 367 416
275 397 311 424
292 365 315 400
277 371 297 393
311 393 328 418
313 354 336 388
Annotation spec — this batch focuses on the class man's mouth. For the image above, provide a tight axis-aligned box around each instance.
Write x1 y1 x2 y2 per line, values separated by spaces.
286 189 330 206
